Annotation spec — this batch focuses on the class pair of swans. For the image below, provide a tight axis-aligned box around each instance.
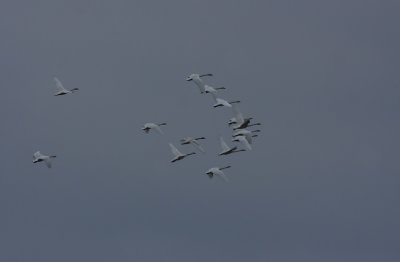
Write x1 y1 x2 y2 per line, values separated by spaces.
186 73 240 108
186 73 226 94
170 136 207 162
33 77 78 168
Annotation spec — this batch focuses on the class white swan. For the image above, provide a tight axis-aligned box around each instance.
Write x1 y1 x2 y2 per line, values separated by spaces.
219 136 245 156
53 77 79 96
169 143 196 163
204 85 226 95
206 166 231 181
180 137 206 153
142 123 167 134
32 151 56 168
230 104 261 129
186 73 213 94
232 135 252 151
210 92 240 108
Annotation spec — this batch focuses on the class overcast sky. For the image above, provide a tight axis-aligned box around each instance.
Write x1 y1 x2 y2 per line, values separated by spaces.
1 0 400 261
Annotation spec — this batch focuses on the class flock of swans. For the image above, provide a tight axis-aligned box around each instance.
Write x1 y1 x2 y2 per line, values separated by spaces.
33 74 260 182
141 73 261 181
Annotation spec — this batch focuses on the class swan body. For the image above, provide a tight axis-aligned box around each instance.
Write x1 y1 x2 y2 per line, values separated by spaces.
142 122 166 134
206 166 231 181
210 93 240 108
53 77 79 96
204 85 226 94
186 73 213 94
32 151 56 168
169 143 196 163
180 137 206 153
219 136 245 156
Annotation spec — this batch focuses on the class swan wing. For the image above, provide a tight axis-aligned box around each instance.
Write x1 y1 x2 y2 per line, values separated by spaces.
239 136 252 151
232 104 244 124
220 136 230 151
44 158 52 168
216 170 229 182
217 98 231 107
244 133 253 144
191 140 205 153
169 143 182 157
193 78 205 93
154 125 164 135
54 77 67 92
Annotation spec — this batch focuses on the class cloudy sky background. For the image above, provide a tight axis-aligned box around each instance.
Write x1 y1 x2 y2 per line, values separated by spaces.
1 0 400 261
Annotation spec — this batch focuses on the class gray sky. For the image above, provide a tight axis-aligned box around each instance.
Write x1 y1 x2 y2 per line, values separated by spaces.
1 0 400 261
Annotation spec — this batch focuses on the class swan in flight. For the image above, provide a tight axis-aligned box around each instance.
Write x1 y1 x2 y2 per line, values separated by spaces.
219 136 245 156
210 92 240 108
232 135 252 151
206 166 231 181
53 77 79 96
142 123 167 134
186 73 213 94
180 137 206 153
230 104 261 129
204 85 226 95
169 143 196 163
32 151 56 168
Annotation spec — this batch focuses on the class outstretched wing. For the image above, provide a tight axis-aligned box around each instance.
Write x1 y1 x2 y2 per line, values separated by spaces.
232 104 244 125
193 78 205 93
154 125 164 135
215 170 229 182
219 136 230 151
54 77 67 92
244 133 253 145
169 143 181 157
191 140 205 153
238 136 252 151
44 158 52 168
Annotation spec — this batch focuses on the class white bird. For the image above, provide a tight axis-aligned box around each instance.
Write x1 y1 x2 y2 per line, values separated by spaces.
53 77 79 96
232 135 252 151
180 137 206 153
204 85 226 94
210 92 240 108
32 151 56 168
206 166 231 181
219 136 245 156
186 73 213 94
142 123 167 134
169 143 196 163
230 104 261 129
